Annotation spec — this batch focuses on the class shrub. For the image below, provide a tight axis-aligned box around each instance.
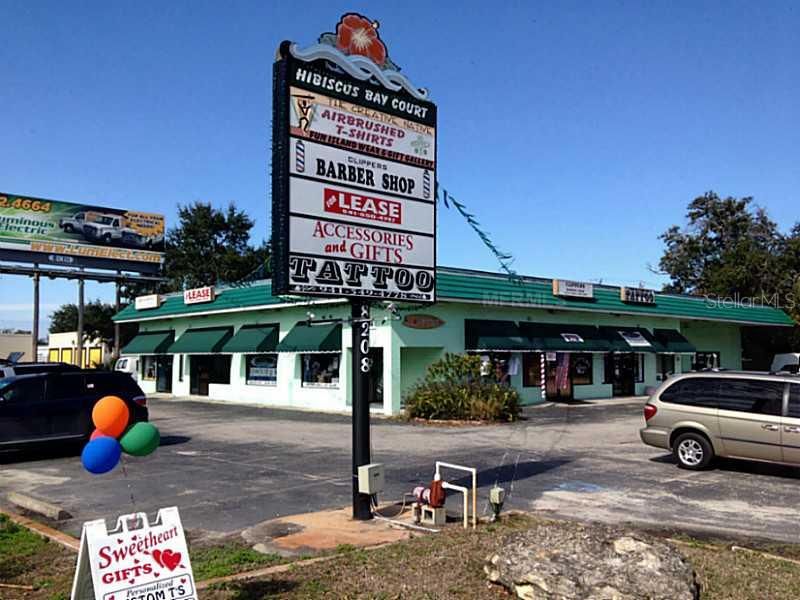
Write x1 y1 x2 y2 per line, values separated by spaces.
404 353 521 421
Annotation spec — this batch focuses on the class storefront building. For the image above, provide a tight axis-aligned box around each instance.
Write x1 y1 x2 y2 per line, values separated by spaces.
113 267 793 415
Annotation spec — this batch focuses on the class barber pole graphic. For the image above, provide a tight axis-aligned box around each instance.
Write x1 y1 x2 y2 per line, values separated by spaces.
423 170 431 200
295 139 305 173
540 353 546 400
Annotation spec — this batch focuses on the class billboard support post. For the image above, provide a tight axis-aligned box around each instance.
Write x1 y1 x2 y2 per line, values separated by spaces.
114 272 121 359
76 276 84 367
31 267 40 362
351 300 372 520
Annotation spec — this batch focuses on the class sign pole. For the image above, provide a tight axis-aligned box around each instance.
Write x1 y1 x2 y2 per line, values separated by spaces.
76 276 84 367
31 266 40 362
351 300 372 520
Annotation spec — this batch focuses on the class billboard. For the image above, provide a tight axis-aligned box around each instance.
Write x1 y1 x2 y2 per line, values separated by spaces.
272 23 437 302
0 192 165 273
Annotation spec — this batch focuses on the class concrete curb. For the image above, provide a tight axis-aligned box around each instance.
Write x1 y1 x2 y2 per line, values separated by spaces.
7 491 72 521
0 506 79 551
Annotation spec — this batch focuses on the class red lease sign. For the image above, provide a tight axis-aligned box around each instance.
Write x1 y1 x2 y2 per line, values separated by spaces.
183 286 215 305
324 188 401 225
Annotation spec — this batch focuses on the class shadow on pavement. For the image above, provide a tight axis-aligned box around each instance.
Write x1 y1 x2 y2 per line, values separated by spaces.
159 435 192 447
0 440 82 464
450 459 572 489
649 453 800 479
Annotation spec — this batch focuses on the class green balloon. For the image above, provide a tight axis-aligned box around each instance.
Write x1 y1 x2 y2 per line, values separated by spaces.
120 422 160 457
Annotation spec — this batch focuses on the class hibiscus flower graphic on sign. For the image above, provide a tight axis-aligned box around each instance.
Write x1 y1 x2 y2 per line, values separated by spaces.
318 13 399 71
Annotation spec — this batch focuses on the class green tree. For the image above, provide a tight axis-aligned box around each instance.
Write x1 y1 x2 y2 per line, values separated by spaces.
657 191 799 366
658 192 783 297
49 301 120 344
123 202 270 300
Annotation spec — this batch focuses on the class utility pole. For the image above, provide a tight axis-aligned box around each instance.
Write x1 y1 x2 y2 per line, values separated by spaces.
76 276 85 367
31 266 40 363
351 301 372 520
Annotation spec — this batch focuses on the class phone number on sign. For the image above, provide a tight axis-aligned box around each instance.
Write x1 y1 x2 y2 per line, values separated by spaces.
0 196 52 213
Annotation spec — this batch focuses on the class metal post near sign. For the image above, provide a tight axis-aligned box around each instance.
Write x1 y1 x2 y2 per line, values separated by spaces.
32 266 40 362
351 301 372 520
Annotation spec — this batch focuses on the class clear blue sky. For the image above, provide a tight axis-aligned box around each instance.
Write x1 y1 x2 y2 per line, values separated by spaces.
1 1 798 333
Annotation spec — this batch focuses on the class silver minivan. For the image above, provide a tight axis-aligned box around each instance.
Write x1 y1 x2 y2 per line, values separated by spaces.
640 371 800 470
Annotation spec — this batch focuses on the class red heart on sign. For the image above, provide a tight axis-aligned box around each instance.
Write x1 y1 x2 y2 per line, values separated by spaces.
152 549 182 571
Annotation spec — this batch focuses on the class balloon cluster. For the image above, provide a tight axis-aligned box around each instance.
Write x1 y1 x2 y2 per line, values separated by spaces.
80 396 160 475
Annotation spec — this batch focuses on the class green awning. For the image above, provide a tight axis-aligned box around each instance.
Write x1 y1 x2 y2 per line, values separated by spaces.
599 326 658 353
464 319 532 351
221 324 279 353
276 322 341 353
652 329 696 354
168 327 233 354
121 330 174 355
519 323 610 352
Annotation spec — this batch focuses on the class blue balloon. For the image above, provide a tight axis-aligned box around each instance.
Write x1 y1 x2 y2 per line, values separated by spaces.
81 437 122 475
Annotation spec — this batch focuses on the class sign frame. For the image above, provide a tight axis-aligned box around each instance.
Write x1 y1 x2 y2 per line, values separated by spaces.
271 40 437 303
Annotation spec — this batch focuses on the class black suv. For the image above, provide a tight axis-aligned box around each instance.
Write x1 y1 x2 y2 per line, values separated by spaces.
0 370 148 448
0 361 81 378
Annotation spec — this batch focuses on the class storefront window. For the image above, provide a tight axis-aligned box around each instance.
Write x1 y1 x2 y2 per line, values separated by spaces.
693 351 720 370
142 356 157 381
571 353 593 385
246 354 278 386
523 353 543 387
635 354 645 383
207 355 232 384
302 354 340 388
476 353 514 386
657 354 676 381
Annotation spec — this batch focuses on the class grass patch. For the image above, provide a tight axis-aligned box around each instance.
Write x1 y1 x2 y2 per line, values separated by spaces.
190 543 283 581
0 513 49 579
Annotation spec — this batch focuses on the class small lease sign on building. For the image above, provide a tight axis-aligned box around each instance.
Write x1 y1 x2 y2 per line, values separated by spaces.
183 286 215 305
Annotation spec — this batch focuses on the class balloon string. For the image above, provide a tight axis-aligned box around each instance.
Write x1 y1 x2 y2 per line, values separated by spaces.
120 457 137 510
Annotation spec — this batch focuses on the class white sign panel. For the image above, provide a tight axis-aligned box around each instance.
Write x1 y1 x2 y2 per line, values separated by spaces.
135 294 161 311
289 177 434 234
289 216 434 267
289 137 433 201
289 88 435 169
552 279 594 299
288 256 435 301
70 507 197 600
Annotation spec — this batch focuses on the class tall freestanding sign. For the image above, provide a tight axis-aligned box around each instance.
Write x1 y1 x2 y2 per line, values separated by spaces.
272 14 437 519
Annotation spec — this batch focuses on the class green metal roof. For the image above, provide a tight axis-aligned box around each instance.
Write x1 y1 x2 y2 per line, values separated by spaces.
221 324 279 353
114 268 795 327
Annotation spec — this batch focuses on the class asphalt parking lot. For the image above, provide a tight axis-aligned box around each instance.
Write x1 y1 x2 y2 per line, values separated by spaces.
3 396 800 542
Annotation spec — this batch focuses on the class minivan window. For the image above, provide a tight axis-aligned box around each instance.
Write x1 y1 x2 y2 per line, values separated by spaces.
660 377 719 407
717 378 784 416
788 385 800 419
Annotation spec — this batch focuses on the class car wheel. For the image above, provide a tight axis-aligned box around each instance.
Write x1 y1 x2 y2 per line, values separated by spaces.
103 233 112 243
64 224 73 233
673 432 714 470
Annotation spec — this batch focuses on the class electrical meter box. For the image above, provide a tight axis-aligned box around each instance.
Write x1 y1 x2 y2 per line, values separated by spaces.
357 463 385 495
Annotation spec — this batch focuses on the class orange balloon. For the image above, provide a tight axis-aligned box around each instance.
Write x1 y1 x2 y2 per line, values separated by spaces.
90 428 109 441
92 396 130 438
